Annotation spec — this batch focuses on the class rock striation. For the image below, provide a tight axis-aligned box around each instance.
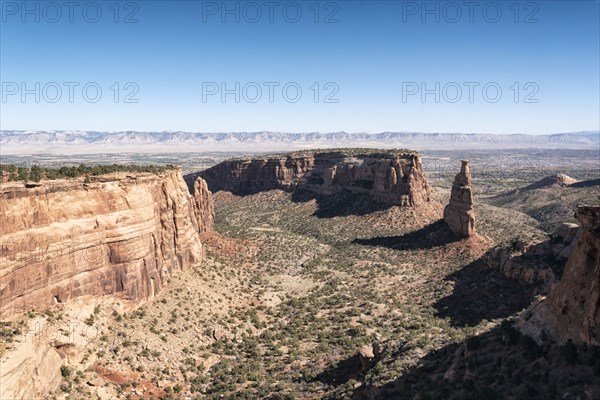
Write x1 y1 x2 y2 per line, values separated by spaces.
443 160 476 237
193 177 215 233
0 169 213 319
520 206 600 345
193 149 432 207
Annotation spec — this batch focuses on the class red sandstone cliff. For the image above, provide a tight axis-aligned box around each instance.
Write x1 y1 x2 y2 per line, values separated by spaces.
0 169 213 319
193 177 215 233
519 206 600 345
195 149 432 207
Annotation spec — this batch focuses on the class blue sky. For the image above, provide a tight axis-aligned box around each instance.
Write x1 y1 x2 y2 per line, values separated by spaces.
1 0 599 134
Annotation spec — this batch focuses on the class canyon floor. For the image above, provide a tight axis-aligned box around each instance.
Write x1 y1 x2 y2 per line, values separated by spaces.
0 177 589 399
1 150 598 400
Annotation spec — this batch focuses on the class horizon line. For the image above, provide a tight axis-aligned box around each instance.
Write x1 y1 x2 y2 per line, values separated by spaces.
2 129 599 136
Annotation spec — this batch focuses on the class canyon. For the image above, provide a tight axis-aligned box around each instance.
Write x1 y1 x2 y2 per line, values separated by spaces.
0 149 599 399
194 148 432 207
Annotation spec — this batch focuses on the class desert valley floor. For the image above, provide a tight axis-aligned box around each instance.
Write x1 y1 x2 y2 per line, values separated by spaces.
0 148 599 400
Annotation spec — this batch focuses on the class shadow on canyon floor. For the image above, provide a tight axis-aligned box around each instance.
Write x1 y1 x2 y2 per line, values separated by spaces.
291 189 394 218
314 254 598 400
311 354 367 387
569 178 600 188
346 321 600 400
352 220 459 250
183 175 396 218
433 256 538 328
355 223 539 327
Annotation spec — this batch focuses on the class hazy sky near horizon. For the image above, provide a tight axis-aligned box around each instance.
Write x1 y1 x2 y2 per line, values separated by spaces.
1 1 599 134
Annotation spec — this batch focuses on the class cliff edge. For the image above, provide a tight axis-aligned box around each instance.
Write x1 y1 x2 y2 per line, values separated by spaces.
519 206 600 345
194 148 432 207
0 169 213 319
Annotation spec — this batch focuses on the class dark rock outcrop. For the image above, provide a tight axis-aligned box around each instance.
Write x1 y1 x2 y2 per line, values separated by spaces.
553 222 581 259
483 241 557 288
358 341 382 371
193 149 432 207
443 160 476 237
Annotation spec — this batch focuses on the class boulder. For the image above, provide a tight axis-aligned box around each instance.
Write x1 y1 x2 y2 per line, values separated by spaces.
358 341 381 370
555 223 580 243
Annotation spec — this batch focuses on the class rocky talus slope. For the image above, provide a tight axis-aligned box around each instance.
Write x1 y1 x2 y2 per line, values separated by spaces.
520 206 600 345
444 160 476 237
0 169 214 319
194 149 432 207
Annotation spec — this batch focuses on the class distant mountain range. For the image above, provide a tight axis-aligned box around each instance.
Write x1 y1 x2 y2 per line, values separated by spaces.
1 130 598 154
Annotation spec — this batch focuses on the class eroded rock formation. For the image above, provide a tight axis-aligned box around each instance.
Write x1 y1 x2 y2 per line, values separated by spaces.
193 177 215 233
483 241 557 288
520 206 600 345
0 169 213 319
358 341 382 371
553 222 581 259
444 160 476 237
193 149 432 207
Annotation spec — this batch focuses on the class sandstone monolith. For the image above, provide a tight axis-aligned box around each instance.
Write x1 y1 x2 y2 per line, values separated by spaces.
444 160 476 237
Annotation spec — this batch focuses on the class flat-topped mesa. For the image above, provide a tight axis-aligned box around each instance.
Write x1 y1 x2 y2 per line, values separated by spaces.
520 206 600 345
0 169 214 319
196 148 432 207
444 160 476 237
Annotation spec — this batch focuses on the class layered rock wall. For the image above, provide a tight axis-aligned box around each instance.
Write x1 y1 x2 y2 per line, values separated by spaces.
520 206 600 345
195 149 432 207
193 177 215 233
0 169 213 319
444 160 476 237
483 240 558 289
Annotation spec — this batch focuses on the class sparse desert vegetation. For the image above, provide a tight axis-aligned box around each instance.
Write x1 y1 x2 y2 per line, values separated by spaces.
0 163 176 183
2 149 598 400
34 166 597 399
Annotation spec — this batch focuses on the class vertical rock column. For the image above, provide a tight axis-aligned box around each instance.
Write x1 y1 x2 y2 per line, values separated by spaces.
193 177 215 233
444 160 476 237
